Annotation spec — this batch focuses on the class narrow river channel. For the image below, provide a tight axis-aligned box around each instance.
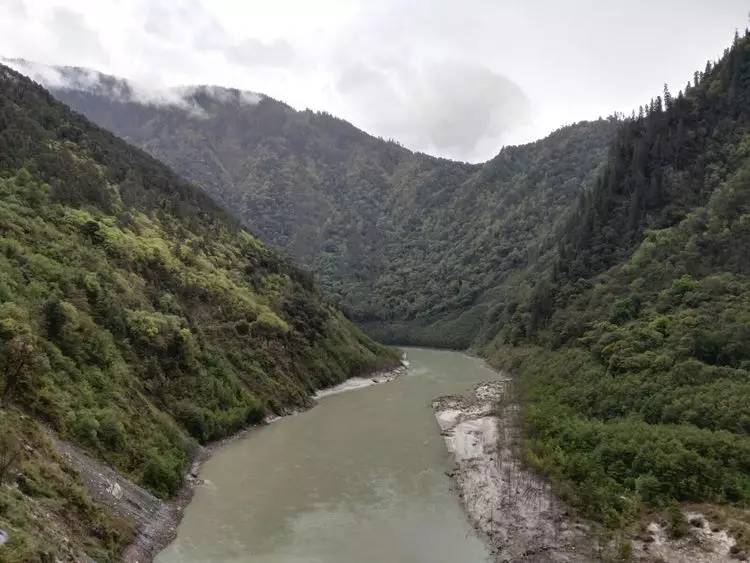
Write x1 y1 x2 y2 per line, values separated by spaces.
156 348 499 563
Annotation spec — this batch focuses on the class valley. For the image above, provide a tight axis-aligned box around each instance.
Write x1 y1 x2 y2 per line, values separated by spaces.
0 18 749 563
31 65 617 348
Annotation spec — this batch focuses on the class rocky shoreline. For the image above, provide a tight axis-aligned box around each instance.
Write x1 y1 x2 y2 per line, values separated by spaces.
51 361 407 563
432 379 747 563
432 379 595 562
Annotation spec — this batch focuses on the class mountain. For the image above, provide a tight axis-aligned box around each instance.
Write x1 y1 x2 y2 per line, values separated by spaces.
0 64 397 562
485 33 750 532
14 60 618 348
7 31 750 546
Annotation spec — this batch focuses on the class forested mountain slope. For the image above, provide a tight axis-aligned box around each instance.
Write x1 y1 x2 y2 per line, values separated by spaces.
10 33 750 542
21 62 618 347
0 64 397 562
487 33 750 534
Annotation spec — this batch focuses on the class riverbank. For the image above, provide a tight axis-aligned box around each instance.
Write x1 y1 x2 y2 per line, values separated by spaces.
50 361 407 563
313 362 408 399
433 379 595 562
432 376 750 562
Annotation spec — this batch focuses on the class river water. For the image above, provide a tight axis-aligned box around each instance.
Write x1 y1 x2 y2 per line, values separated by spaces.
156 348 499 563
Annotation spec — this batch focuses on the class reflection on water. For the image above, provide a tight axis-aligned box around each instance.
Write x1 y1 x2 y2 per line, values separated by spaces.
156 348 498 563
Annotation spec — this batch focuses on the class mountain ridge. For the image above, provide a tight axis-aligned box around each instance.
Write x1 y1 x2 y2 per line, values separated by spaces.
14 59 619 347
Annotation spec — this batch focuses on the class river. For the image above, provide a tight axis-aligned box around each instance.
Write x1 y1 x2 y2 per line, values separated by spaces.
156 348 499 563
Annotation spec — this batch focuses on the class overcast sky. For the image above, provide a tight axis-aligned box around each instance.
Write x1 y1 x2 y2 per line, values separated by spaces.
1 0 748 162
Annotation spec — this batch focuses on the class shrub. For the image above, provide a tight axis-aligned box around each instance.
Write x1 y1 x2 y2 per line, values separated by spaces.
174 401 209 442
635 473 664 505
0 430 21 484
611 297 639 324
246 398 266 425
68 410 100 448
666 503 688 538
96 409 126 450
142 452 182 498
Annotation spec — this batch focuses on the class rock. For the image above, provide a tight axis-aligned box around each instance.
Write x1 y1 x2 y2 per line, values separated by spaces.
689 516 704 528
106 481 124 500
0 529 8 546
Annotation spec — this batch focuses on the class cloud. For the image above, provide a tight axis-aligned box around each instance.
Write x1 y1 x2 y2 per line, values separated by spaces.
144 0 227 50
223 38 297 68
48 8 107 65
6 0 25 17
0 0 747 161
176 85 263 107
4 59 262 117
336 60 530 161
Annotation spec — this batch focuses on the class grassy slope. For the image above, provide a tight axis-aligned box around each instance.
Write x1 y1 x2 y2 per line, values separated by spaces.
0 65 397 561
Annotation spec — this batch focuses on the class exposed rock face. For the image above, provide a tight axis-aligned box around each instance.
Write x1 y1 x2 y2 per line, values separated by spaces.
51 436 163 526
50 435 180 562
433 380 595 562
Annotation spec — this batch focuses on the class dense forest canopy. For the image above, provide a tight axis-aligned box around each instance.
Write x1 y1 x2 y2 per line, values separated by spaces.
40 66 618 347
0 63 397 561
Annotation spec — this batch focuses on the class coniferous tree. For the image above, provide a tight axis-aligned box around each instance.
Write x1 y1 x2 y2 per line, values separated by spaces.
663 84 673 110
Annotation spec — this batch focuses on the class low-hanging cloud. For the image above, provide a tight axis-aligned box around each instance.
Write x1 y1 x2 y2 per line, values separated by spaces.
4 59 263 118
